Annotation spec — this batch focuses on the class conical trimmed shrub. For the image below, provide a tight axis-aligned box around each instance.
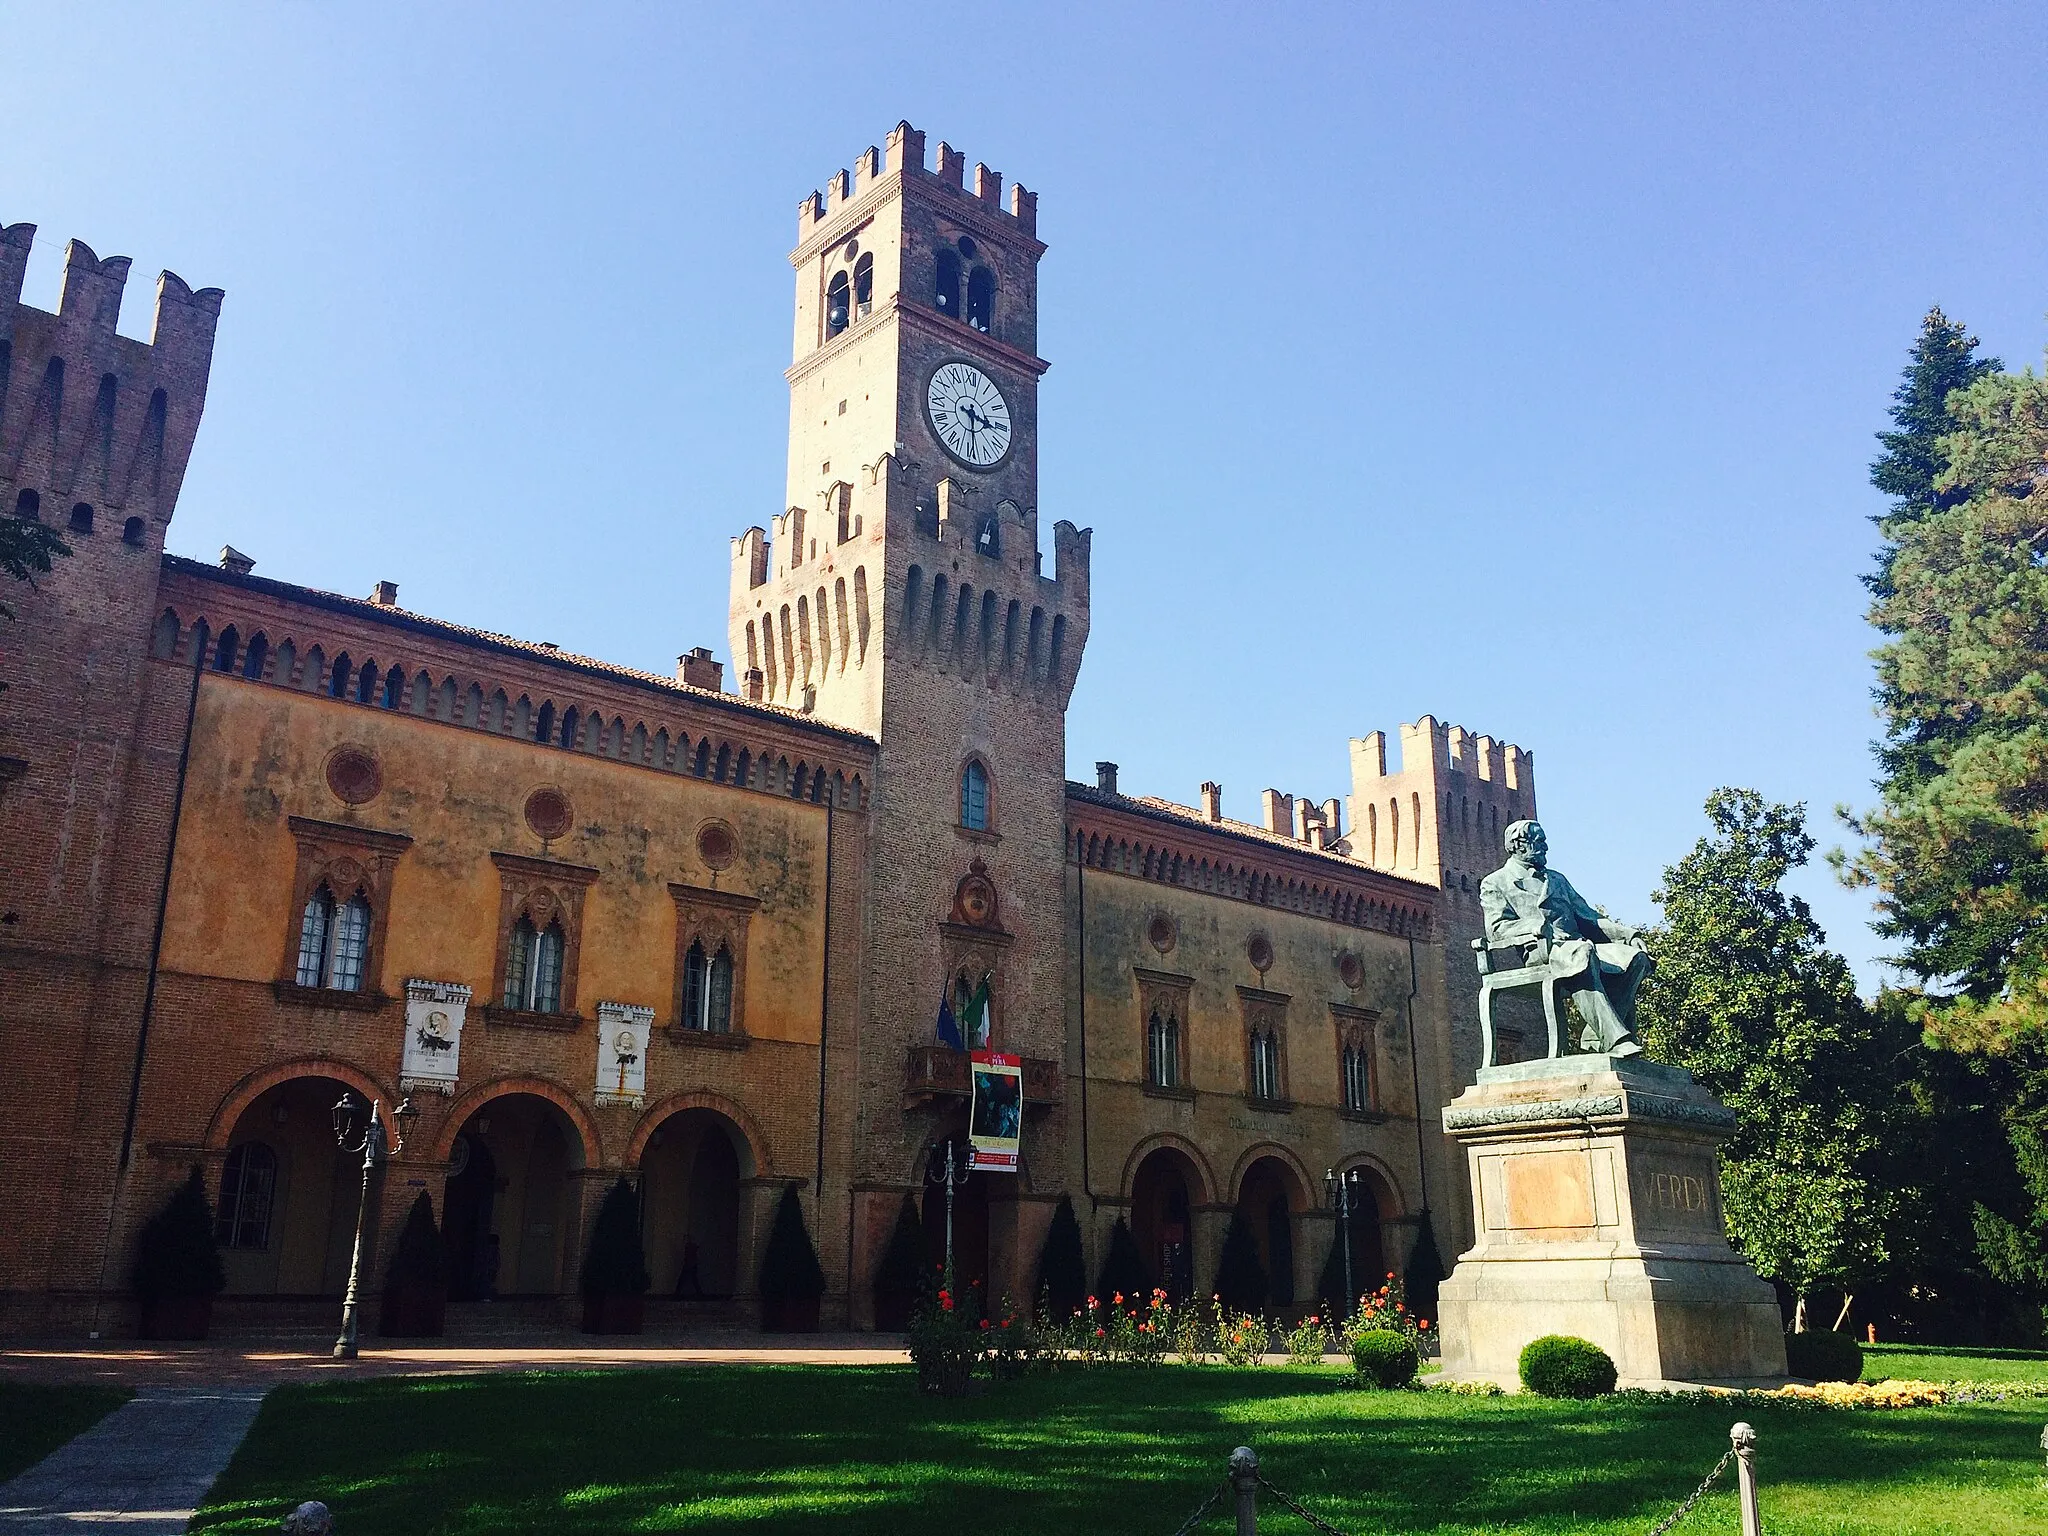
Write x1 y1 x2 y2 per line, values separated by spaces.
1213 1208 1267 1314
133 1166 225 1301
871 1193 926 1330
1093 1215 1150 1311
1035 1194 1087 1320
579 1177 650 1298
380 1190 447 1337
760 1186 825 1331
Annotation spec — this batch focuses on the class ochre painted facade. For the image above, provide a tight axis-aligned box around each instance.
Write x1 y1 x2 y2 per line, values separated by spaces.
0 125 1536 1337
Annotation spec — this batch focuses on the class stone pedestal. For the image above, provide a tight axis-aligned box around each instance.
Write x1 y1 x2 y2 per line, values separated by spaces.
1436 1055 1786 1388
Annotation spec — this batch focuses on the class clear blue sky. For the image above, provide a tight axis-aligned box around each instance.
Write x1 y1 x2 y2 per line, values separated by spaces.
7 3 2045 987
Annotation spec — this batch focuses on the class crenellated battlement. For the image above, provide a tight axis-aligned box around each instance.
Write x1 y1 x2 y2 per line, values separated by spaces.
798 120 1038 241
1 224 224 538
1344 716 1537 890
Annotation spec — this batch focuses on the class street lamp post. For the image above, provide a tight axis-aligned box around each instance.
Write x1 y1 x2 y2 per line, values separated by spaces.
926 1139 970 1291
1325 1166 1360 1313
329 1091 416 1361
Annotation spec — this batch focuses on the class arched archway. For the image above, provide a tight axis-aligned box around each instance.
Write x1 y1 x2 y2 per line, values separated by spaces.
638 1105 753 1303
443 1089 591 1300
920 1131 990 1300
1130 1146 1201 1302
207 1072 365 1297
1234 1152 1311 1310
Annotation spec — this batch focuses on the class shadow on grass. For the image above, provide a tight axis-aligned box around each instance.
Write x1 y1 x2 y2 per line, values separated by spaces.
190 1366 2045 1535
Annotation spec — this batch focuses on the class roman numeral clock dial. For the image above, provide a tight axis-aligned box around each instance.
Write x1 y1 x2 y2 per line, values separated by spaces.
926 361 1013 470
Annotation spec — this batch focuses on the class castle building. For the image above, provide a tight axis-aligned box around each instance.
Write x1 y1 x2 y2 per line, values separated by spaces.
0 125 1534 1336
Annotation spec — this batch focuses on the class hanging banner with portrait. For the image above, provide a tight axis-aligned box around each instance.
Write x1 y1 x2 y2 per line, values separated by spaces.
968 1049 1022 1172
400 978 470 1094
595 1000 653 1107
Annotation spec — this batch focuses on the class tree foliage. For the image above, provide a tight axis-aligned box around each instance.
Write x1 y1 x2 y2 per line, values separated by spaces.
1034 1194 1088 1320
1211 1208 1267 1314
132 1165 225 1301
757 1186 825 1301
1093 1216 1149 1309
0 515 69 618
1640 790 1914 1317
578 1176 650 1298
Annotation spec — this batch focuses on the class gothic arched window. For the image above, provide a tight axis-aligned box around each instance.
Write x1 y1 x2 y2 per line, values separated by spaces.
960 759 989 831
1249 1029 1282 1102
1147 1008 1181 1090
504 914 565 1013
1342 1042 1371 1113
681 940 735 1033
296 885 371 991
853 252 873 319
216 1142 278 1251
935 248 961 319
826 270 851 338
966 265 995 333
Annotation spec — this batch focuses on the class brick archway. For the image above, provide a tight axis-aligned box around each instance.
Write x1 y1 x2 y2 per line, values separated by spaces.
204 1057 395 1151
625 1090 770 1179
1335 1153 1406 1219
1227 1141 1316 1210
1117 1133 1218 1206
433 1074 603 1168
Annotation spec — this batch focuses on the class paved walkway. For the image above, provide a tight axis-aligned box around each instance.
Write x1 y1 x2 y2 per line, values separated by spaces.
1 1332 912 1389
0 1387 266 1535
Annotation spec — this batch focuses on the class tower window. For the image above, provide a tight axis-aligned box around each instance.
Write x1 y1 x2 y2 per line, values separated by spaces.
1249 1028 1282 1102
213 625 240 672
960 759 989 831
935 248 961 318
68 502 93 534
826 271 851 338
122 517 145 545
966 266 995 333
853 252 873 318
13 489 40 520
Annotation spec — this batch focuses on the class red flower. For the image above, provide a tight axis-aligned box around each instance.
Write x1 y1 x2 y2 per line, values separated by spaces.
1113 1291 1124 1305
979 1319 990 1330
1095 1327 1106 1338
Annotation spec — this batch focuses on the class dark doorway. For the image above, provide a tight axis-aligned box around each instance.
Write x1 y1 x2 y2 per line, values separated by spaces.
921 1135 989 1302
642 1108 746 1299
444 1131 499 1301
1131 1149 1198 1302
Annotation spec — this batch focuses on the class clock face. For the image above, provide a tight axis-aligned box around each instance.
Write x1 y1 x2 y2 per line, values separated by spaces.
926 361 1013 469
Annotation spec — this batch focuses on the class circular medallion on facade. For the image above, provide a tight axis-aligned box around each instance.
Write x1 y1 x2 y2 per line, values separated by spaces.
1246 933 1275 974
1147 913 1178 955
323 744 382 806
696 819 738 872
448 1134 472 1177
1337 951 1365 990
843 238 860 262
524 787 573 841
957 870 999 927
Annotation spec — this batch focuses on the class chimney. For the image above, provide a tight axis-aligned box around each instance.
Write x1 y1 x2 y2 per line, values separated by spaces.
744 667 765 702
678 647 723 691
1261 789 1294 836
217 545 254 575
1308 825 1331 852
1199 782 1222 822
369 580 399 607
1095 761 1119 794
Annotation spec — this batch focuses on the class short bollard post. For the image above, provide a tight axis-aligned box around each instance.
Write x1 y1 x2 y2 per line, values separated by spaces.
1228 1446 1259 1536
1731 1422 1760 1536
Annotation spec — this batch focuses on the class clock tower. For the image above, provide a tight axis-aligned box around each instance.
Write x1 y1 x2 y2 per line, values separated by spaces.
728 121 1090 1296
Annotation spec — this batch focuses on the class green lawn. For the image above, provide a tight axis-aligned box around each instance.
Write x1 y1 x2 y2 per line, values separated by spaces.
192 1365 2046 1535
0 1382 132 1482
1866 1341 2048 1385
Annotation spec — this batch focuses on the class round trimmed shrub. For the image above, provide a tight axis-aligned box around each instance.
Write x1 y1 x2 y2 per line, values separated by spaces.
1784 1329 1863 1383
1350 1328 1420 1388
1518 1334 1617 1398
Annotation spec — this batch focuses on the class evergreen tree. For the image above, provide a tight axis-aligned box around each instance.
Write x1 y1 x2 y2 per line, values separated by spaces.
1641 790 1915 1328
872 1192 928 1303
758 1186 825 1301
1867 307 1999 597
384 1190 448 1292
1094 1216 1150 1309
1212 1209 1267 1314
1845 356 2048 1310
578 1176 650 1297
132 1166 225 1301
1034 1194 1088 1320
1404 1211 1446 1327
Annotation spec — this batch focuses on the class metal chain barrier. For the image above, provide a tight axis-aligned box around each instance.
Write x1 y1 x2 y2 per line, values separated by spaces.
1166 1479 1231 1536
1643 1445 1735 1536
1254 1473 1352 1536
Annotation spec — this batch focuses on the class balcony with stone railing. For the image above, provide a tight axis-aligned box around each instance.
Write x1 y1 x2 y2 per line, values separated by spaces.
904 1045 1062 1108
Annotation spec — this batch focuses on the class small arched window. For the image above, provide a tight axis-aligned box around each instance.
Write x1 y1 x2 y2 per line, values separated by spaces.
504 914 565 1012
329 653 353 699
681 940 735 1033
68 502 93 534
966 265 995 333
381 665 404 708
1249 1029 1282 1102
357 659 379 704
960 759 989 831
152 610 180 659
213 626 239 672
241 632 269 681
1342 1043 1372 1113
935 248 962 318
534 701 555 743
1147 1008 1181 1090
13 488 40 520
853 252 873 318
296 885 371 991
216 1142 278 1251
122 516 145 545
825 271 851 338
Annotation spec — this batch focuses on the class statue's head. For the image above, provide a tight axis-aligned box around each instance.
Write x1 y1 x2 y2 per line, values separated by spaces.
1505 819 1547 869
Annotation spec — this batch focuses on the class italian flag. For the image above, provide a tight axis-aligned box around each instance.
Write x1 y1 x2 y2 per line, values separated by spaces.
961 975 993 1049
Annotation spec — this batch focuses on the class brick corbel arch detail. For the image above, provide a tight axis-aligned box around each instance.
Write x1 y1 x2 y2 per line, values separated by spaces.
431 1074 604 1169
1118 1133 1219 1207
204 1056 396 1152
624 1090 771 1179
1334 1152 1407 1220
1226 1140 1317 1211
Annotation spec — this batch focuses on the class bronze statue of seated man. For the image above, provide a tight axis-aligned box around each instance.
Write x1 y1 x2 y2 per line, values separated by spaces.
1478 819 1652 1057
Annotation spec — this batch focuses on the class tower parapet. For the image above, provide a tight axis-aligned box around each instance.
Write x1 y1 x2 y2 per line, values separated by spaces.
799 121 1039 242
1346 716 1535 896
0 225 223 544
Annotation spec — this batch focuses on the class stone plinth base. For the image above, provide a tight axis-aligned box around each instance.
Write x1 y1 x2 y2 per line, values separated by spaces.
1436 1055 1786 1388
